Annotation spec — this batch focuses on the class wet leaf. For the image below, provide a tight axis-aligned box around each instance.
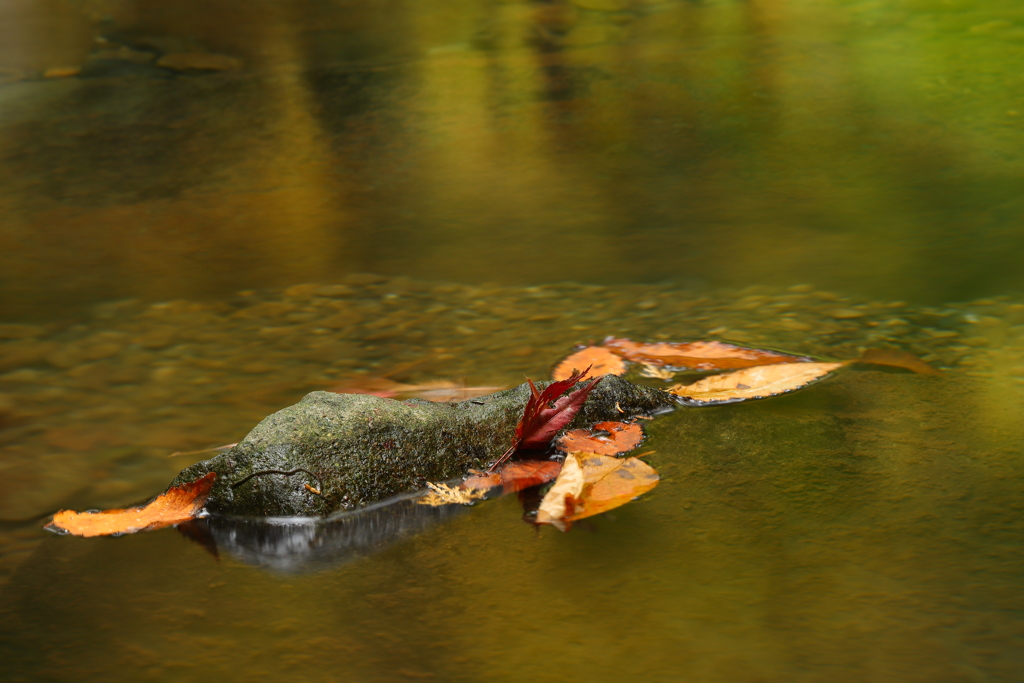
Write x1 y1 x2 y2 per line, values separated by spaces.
45 472 216 537
536 453 660 530
639 364 676 380
552 346 627 380
329 376 408 398
669 362 844 404
331 377 502 401
856 348 943 376
603 338 812 371
397 381 505 402
463 460 562 493
534 454 586 529
557 421 643 456
518 371 602 450
489 369 602 471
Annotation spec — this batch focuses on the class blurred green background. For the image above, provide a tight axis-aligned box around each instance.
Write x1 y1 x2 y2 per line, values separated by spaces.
2 0 1023 321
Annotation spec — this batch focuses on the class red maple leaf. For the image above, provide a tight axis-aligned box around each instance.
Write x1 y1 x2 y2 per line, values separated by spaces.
488 368 601 471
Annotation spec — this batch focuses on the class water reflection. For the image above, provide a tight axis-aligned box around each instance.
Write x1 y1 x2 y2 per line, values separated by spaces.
2 0 1024 679
2 0 1024 319
3 371 1024 681
192 493 470 574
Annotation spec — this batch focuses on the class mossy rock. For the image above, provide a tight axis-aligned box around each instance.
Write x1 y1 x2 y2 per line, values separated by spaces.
170 376 678 517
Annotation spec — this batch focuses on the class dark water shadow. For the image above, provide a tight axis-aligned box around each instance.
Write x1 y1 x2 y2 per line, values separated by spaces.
183 490 473 574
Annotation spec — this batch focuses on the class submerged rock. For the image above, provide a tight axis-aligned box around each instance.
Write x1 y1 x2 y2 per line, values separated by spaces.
170 375 678 517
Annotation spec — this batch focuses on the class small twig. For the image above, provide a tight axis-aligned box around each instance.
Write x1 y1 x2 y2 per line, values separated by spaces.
230 468 324 494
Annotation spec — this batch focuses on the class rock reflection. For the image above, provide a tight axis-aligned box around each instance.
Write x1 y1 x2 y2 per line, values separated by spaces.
185 492 470 574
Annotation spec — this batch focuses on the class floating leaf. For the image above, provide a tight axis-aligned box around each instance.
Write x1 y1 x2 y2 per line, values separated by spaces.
463 460 562 493
639 364 676 380
536 453 659 530
552 346 627 380
535 454 586 529
331 377 502 402
489 369 602 471
398 381 505 402
557 421 644 456
603 338 811 371
856 348 943 376
46 473 216 537
668 362 844 404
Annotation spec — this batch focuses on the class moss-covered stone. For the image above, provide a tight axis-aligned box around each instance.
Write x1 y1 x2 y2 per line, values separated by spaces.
169 376 678 517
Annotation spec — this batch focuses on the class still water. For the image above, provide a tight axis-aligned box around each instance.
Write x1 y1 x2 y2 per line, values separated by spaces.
2 0 1024 680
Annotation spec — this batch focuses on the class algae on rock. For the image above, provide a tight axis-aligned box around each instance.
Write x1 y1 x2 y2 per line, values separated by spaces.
170 376 678 517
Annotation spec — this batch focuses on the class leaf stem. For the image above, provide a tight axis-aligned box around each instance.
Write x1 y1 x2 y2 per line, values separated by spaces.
487 442 519 473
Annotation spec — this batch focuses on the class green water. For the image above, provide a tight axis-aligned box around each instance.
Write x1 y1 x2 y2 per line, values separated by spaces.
2 0 1024 680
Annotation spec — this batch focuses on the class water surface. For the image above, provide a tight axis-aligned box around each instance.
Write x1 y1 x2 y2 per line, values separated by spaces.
2 0 1024 680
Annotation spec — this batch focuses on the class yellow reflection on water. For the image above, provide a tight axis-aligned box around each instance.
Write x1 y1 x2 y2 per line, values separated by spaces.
1 0 1024 318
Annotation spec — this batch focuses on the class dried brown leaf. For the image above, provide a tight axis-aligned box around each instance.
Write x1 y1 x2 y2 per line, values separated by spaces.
46 473 216 537
417 482 487 506
669 362 845 404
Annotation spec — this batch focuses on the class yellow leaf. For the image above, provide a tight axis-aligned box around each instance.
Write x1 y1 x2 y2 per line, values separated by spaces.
535 455 585 529
669 361 844 404
536 453 659 530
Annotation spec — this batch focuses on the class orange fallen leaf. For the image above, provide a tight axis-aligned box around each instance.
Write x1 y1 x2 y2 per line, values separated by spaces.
557 421 644 456
669 361 844 404
856 348 943 376
329 376 407 397
463 460 562 493
330 377 502 402
552 346 627 380
45 472 216 537
603 338 811 371
536 453 659 530
396 381 505 402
